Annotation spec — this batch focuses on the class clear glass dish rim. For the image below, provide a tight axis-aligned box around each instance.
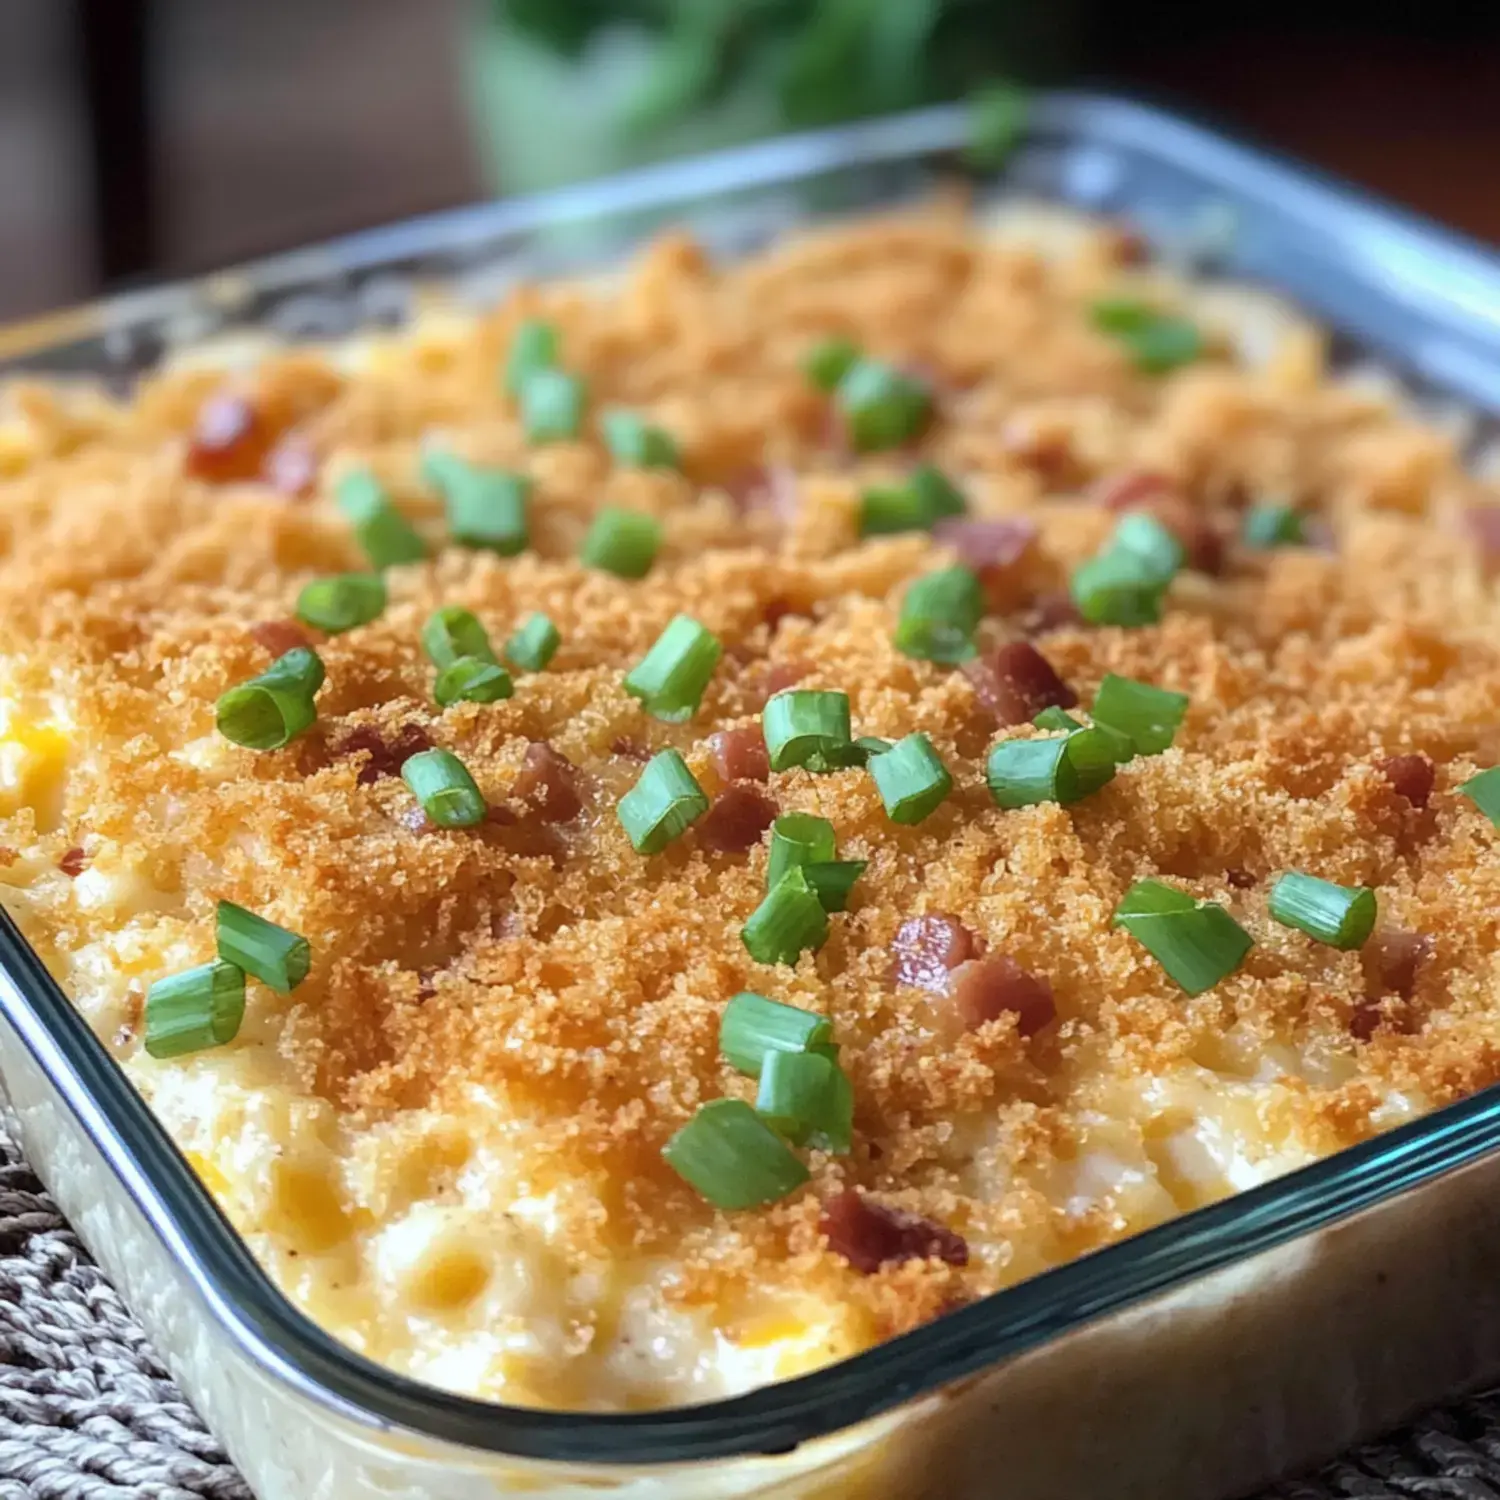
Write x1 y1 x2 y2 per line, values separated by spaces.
3 92 1500 1467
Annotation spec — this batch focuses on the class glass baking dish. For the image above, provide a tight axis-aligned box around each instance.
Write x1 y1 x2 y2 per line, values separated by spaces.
4 91 1500 1500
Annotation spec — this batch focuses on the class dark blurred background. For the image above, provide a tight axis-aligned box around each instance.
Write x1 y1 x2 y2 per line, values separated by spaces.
4 0 1498 322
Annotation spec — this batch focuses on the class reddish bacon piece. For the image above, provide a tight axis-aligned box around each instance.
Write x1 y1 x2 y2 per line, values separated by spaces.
1362 928 1432 1001
264 437 320 499
696 784 776 853
964 641 1077 727
821 1191 969 1275
513 743 582 824
1348 1004 1383 1042
708 726 770 784
1094 471 1223 576
999 416 1074 481
184 392 273 483
249 619 311 658
892 914 980 992
338 723 433 786
1465 506 1500 570
1020 591 1083 635
932 517 1036 575
949 954 1056 1036
1093 470 1174 513
58 846 89 878
1378 754 1435 809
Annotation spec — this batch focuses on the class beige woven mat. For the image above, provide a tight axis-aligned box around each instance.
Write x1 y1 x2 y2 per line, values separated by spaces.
2 1127 1499 1500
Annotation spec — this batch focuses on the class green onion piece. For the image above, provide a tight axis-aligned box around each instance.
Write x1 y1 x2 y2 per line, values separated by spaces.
859 462 966 537
419 447 467 494
144 960 246 1059
216 647 325 751
741 866 829 966
1069 550 1168 627
766 813 837 892
869 733 952 825
1033 706 1083 732
580 506 662 579
336 471 426 569
504 318 559 396
435 462 530 555
1243 504 1306 548
617 748 709 854
1459 766 1500 828
520 367 586 444
1268 872 1377 950
802 860 867 913
623 614 722 723
986 726 1119 808
853 735 894 759
602 409 679 470
662 1098 810 1209
802 337 860 392
1090 673 1189 756
215 900 310 994
967 81 1030 169
763 690 852 773
295 573 386 635
504 612 560 672
1112 879 1253 996
422 606 495 670
719 991 833 1076
894 565 984 664
401 747 487 829
1111 513 1185 585
434 656 514 708
836 360 931 452
1091 299 1205 373
756 1049 853 1153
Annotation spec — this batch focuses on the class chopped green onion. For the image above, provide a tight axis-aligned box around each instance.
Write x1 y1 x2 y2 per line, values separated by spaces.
836 360 931 452
802 337 860 392
144 960 246 1059
422 606 494 670
756 1049 853 1153
401 748 487 829
1111 513 1185 584
1460 767 1500 828
1069 550 1168 627
580 506 662 579
504 613 560 672
662 1098 810 1210
967 81 1030 169
986 726 1119 808
719 991 833 1076
623 615 722 723
434 656 514 708
853 736 894 759
504 318 559 396
1090 674 1189 756
520 368 586 444
1242 504 1306 548
336 471 426 569
741 867 829 966
1268 872 1377 950
617 749 709 854
216 647 325 751
763 690 852 773
802 860 867 913
602 409 679 470
766 813 837 892
859 463 966 537
1090 299 1204 373
868 733 952 825
295 573 386 635
1112 879 1253 996
894 565 984 663
431 460 530 555
215 900 310 994
1033 706 1083 732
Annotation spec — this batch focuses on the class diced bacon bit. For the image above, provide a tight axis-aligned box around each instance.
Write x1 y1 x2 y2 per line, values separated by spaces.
821 1191 969 1275
755 660 809 708
263 437 320 499
1019 591 1083 635
58 846 89 877
892 914 981 991
1105 223 1150 265
999 414 1074 480
708 726 769 784
513 742 582 824
1465 506 1500 570
696 784 776 853
1093 470 1175 513
964 641 1078 728
1361 928 1432 1001
948 954 1056 1036
932 516 1036 576
610 736 651 762
249 619 312 658
0 846 17 867
1378 753 1435 809
338 723 433 786
761 596 810 632
1348 1004 1384 1042
184 392 274 483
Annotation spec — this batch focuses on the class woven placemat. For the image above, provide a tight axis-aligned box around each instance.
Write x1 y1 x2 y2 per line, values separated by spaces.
1 1127 1498 1500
